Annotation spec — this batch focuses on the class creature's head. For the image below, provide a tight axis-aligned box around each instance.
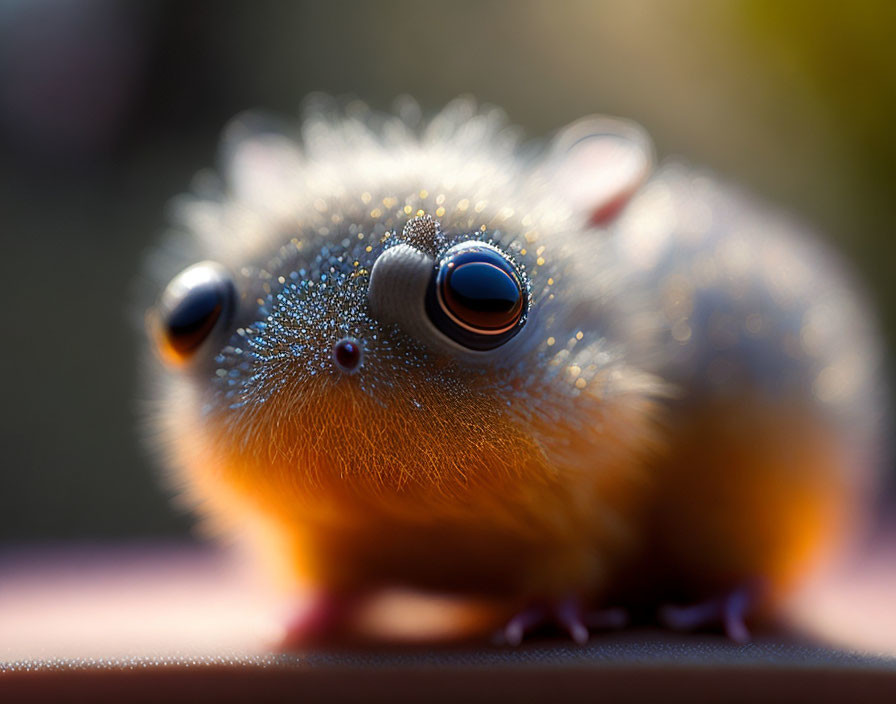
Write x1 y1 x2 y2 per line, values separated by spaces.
144 98 660 534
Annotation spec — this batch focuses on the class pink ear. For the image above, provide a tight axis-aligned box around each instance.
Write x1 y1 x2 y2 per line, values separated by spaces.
549 117 654 226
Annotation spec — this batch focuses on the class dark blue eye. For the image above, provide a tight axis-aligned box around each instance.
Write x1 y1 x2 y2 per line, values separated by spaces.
426 242 527 350
156 262 235 362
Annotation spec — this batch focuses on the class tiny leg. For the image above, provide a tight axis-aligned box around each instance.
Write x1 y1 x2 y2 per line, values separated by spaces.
658 582 762 643
500 597 628 646
279 591 363 649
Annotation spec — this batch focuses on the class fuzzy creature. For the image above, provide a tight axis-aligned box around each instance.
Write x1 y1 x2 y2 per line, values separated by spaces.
142 97 885 645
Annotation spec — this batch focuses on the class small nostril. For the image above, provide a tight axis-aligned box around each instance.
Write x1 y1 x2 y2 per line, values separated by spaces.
332 337 363 374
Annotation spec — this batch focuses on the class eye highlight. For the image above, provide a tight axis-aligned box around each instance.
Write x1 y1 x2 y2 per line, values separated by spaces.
426 241 528 351
153 261 235 364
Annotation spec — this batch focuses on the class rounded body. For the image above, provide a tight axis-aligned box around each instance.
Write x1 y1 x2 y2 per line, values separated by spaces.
611 166 883 606
142 99 885 639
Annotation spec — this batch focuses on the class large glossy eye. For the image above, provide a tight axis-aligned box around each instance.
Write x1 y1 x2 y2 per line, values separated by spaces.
425 241 528 351
153 261 235 364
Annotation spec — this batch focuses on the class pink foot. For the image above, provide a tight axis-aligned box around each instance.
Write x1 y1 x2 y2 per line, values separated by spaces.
500 597 628 646
658 583 763 643
278 592 362 649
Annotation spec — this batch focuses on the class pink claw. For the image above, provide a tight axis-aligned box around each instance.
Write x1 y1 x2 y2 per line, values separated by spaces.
555 598 589 645
502 604 548 646
722 588 752 644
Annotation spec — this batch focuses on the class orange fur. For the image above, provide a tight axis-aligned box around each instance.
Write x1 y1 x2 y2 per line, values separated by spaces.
646 395 856 605
175 364 658 605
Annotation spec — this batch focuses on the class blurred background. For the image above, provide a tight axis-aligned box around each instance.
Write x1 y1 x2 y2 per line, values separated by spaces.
1 0 894 542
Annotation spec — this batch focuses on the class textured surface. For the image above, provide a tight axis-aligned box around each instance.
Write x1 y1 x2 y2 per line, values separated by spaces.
2 543 896 702
2 638 896 704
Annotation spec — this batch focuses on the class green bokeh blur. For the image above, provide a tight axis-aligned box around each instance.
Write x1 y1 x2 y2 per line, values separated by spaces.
1 0 893 540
